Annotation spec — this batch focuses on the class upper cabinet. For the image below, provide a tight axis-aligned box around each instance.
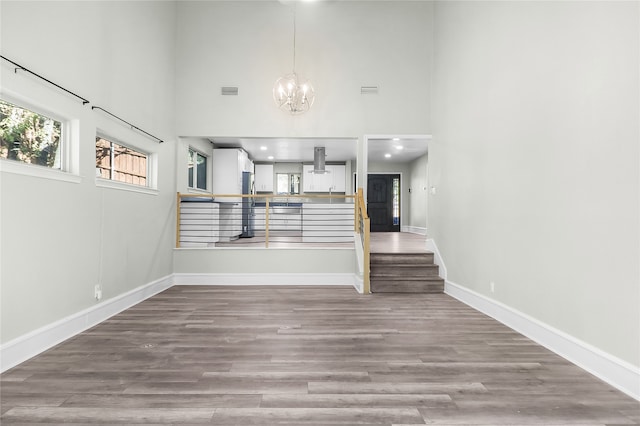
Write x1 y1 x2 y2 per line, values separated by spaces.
329 164 346 192
254 164 274 193
212 149 252 194
302 164 346 193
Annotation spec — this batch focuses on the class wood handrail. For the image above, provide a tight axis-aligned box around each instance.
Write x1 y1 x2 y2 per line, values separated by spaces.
355 188 370 294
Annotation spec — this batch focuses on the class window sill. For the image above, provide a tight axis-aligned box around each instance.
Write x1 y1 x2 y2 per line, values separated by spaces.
0 159 82 184
187 188 212 195
96 178 158 195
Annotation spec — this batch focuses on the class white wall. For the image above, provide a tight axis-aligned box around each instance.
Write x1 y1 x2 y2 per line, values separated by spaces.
174 248 355 275
408 153 428 232
175 1 433 138
0 1 177 344
430 1 639 367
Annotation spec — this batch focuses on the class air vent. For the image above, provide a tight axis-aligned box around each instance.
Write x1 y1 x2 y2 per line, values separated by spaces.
360 86 379 95
221 87 239 96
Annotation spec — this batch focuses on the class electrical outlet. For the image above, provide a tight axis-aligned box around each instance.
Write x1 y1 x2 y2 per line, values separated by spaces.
94 284 102 301
490 282 495 293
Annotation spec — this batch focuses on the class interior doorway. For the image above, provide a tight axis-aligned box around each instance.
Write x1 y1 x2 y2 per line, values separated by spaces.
367 174 400 232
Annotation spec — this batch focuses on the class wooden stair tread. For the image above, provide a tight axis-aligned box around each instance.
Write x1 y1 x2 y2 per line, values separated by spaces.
371 281 445 293
369 250 443 294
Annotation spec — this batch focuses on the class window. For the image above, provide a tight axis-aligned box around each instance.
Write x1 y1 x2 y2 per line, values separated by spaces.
188 148 207 191
276 173 300 195
96 136 148 187
392 177 400 226
0 99 63 169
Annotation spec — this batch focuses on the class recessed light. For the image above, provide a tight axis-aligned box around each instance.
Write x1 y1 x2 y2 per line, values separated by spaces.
267 155 274 160
384 153 391 158
392 138 400 141
395 146 403 150
260 146 268 151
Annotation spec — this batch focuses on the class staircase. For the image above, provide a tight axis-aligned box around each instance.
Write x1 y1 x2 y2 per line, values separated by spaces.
370 251 444 293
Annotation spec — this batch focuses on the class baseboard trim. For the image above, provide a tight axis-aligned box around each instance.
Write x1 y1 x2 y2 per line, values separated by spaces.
445 280 640 401
173 273 358 288
402 226 427 235
0 275 173 373
425 238 447 279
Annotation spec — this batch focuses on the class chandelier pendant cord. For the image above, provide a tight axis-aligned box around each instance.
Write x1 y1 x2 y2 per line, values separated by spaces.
292 4 297 73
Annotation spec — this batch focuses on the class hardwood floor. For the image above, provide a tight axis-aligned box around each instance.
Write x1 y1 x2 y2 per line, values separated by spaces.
2 286 638 425
370 232 428 254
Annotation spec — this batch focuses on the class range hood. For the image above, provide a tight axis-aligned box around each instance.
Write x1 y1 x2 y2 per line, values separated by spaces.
310 147 331 174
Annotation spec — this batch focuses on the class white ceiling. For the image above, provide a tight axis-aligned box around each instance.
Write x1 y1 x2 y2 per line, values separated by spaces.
209 136 429 163
367 137 430 163
210 137 357 163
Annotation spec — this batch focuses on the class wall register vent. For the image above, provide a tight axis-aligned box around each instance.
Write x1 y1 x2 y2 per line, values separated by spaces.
360 86 379 95
221 87 239 96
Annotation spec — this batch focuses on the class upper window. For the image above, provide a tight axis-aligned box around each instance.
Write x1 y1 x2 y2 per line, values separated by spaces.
0 99 63 169
188 148 207 191
276 173 301 195
96 136 148 187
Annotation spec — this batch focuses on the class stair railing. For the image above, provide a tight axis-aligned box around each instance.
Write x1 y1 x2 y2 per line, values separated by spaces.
355 188 371 293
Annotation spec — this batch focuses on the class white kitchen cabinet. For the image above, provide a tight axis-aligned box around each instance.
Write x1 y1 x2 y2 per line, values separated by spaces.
179 200 219 247
254 205 302 233
211 149 251 240
302 164 346 193
218 203 242 241
302 203 354 242
212 149 251 196
327 164 346 192
302 165 314 192
270 210 302 232
254 164 274 192
254 206 266 231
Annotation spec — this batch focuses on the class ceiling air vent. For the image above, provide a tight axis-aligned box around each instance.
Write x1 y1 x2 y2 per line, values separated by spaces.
360 86 378 95
221 87 239 96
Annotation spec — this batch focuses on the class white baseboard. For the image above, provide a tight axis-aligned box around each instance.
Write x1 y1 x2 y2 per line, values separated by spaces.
353 275 364 294
445 280 640 401
0 275 173 373
173 273 358 288
402 226 427 235
425 238 447 279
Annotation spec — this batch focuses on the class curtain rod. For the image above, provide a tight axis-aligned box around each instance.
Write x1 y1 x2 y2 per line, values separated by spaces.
0 55 90 105
92 106 164 144
1 55 163 144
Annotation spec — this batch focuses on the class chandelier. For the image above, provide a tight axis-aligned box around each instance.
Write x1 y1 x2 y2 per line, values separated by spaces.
273 4 315 114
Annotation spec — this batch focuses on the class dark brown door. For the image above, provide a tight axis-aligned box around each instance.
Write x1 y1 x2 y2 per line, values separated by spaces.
367 174 400 232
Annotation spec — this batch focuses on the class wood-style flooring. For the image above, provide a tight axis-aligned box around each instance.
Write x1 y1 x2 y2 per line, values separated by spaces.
1 286 638 425
369 232 428 254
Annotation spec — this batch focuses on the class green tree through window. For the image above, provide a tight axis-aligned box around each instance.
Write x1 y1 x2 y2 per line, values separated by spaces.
0 100 62 168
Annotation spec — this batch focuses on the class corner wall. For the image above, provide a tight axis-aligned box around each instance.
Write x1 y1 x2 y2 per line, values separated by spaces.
0 1 178 345
430 0 639 369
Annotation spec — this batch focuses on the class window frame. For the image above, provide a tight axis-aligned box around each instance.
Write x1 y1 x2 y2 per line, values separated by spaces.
276 172 301 195
95 132 157 195
0 94 80 184
188 147 208 192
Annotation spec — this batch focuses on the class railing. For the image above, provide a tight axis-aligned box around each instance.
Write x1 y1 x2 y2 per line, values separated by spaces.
355 188 371 294
176 192 356 249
